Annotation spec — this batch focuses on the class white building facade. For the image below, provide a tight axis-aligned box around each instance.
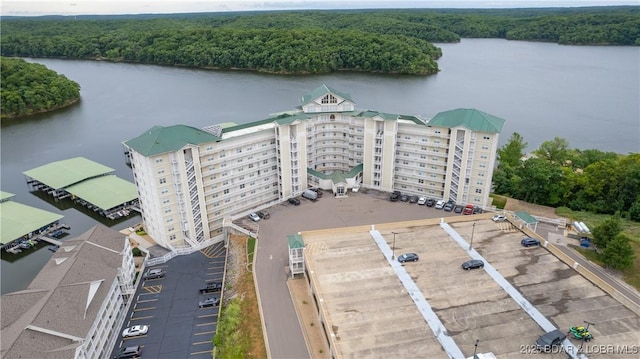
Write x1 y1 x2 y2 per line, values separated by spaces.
124 85 505 249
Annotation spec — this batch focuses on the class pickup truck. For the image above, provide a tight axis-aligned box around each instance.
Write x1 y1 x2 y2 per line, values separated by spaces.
199 281 223 293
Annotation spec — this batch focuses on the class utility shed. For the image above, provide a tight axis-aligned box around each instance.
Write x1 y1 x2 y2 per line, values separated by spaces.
514 211 539 232
288 234 305 278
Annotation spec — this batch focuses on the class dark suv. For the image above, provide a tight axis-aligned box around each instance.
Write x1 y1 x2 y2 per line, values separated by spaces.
200 281 223 293
288 197 300 205
390 191 401 202
536 329 567 352
521 237 541 247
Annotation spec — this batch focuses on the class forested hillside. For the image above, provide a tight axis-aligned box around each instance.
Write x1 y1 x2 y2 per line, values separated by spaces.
0 57 81 120
1 6 638 75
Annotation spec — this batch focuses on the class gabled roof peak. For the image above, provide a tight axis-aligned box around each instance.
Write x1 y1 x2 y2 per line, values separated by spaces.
300 84 354 106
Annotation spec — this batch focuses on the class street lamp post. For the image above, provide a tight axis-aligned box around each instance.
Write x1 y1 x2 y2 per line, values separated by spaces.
473 339 480 359
391 232 398 260
469 222 476 251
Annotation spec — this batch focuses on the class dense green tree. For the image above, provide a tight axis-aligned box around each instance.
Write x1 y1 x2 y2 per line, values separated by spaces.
514 157 566 206
497 132 527 168
534 137 572 165
0 57 80 120
600 233 635 270
629 198 640 222
592 216 623 249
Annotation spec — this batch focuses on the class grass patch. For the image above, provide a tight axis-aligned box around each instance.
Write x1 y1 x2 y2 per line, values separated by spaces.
214 235 266 359
490 193 507 209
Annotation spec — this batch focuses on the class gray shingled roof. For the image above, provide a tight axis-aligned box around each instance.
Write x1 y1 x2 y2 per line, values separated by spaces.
1 225 126 358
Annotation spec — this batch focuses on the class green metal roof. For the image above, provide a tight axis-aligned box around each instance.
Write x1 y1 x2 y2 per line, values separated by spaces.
65 175 138 210
514 211 539 224
428 108 506 133
1 201 63 244
307 164 363 184
300 84 354 106
357 110 424 125
23 157 114 189
124 125 220 157
287 234 305 249
1 191 15 202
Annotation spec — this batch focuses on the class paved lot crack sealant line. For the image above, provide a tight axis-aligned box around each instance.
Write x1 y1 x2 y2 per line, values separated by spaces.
440 221 587 359
370 228 465 359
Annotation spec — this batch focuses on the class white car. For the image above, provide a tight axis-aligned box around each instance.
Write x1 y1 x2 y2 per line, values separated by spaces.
417 196 427 205
434 200 446 209
248 212 260 222
122 325 149 338
492 214 506 222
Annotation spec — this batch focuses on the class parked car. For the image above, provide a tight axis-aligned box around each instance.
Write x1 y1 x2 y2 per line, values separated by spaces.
443 202 455 212
199 297 220 308
200 281 223 293
453 204 464 213
248 212 260 222
473 206 483 214
521 237 541 247
461 259 484 270
397 253 419 263
492 214 506 222
400 194 409 202
390 191 401 202
302 189 318 200
256 211 270 220
122 325 148 338
435 200 445 209
310 188 323 197
143 268 165 280
113 345 141 359
417 196 427 205
288 197 300 205
463 204 474 215
536 329 567 352
426 198 436 207
409 195 419 204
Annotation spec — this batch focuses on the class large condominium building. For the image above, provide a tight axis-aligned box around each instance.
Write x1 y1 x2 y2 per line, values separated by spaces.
124 85 505 249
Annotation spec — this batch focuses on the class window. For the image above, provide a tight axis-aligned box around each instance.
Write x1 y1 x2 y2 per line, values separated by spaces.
159 178 166 184
169 234 176 241
483 136 491 140
240 184 245 189
475 188 483 193
161 189 169 194
223 189 229 194
157 169 165 175
155 158 163 163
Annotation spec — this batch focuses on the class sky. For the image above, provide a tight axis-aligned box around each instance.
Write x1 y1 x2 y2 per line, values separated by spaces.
2 0 638 16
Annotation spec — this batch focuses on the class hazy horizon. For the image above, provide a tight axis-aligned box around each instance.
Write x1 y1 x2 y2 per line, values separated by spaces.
2 0 638 17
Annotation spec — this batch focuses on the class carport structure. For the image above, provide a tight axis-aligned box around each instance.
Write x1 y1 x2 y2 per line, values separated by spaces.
513 211 539 232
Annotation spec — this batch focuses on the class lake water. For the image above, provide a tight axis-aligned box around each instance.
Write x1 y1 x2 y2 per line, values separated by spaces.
1 39 638 294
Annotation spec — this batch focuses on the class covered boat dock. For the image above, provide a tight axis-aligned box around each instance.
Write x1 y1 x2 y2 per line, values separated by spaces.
0 191 68 254
23 157 139 220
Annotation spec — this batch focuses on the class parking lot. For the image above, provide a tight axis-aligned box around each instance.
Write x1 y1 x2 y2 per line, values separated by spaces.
111 242 226 359
252 188 639 358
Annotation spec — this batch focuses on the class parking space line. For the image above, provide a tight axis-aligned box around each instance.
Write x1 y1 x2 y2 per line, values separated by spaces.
205 273 221 276
196 321 217 327
192 340 211 345
123 335 147 340
130 315 153 321
142 285 162 294
194 330 215 336
137 298 158 303
197 313 217 318
134 307 156 312
190 350 213 355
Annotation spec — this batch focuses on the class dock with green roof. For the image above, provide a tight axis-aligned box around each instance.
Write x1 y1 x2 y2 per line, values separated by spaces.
23 157 139 220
